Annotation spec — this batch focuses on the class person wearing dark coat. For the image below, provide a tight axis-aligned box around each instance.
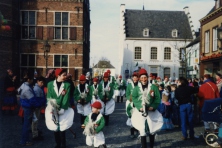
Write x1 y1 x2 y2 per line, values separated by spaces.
175 77 198 140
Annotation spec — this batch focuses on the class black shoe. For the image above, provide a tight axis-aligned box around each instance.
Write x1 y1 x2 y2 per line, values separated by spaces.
33 135 44 141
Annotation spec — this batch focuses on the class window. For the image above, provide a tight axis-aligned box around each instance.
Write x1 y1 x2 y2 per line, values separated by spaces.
188 52 191 66
150 47 157 60
179 68 185 77
164 68 170 78
21 11 36 39
54 55 68 67
21 54 35 66
179 48 185 60
164 47 171 60
172 29 178 37
55 12 69 40
134 47 142 60
143 28 149 37
213 27 218 52
205 31 210 53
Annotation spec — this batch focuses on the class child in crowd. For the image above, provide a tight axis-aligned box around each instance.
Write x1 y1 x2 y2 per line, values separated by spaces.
83 101 106 148
170 84 180 127
158 86 174 130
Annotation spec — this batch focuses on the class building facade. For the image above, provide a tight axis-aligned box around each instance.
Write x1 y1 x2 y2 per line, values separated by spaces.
119 5 195 80
19 0 90 80
199 0 222 77
92 60 115 78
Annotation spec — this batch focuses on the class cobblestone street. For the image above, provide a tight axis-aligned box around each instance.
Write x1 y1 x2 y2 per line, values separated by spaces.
0 98 212 148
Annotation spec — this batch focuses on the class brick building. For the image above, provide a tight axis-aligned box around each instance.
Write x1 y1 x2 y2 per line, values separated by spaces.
20 0 90 80
0 0 20 97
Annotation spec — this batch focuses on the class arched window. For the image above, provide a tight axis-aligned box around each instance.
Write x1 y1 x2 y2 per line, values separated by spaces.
164 68 170 78
164 47 171 60
134 47 142 60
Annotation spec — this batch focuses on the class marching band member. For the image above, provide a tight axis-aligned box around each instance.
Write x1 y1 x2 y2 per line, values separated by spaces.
45 68 74 148
116 75 126 103
125 72 139 139
131 68 162 148
74 74 92 126
98 72 115 126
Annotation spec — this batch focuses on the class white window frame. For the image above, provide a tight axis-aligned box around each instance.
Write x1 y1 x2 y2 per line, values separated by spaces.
20 11 36 39
205 31 210 53
172 29 178 38
134 47 142 60
150 47 157 60
54 12 70 40
213 27 218 52
54 55 69 67
143 28 149 37
164 47 171 60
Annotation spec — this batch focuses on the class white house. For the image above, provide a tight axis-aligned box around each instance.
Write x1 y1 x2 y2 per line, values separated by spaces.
118 4 195 80
186 36 200 78
92 60 115 78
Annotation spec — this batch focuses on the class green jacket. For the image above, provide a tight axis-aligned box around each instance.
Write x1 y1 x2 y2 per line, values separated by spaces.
47 80 71 110
116 79 126 90
84 113 105 133
98 81 114 101
126 82 134 101
74 83 92 102
132 82 160 111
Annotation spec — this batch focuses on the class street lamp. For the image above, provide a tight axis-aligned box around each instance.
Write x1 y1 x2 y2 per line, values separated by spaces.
217 24 222 50
43 40 51 75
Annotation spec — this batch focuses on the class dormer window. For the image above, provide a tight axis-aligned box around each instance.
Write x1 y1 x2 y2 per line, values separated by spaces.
143 28 149 37
172 29 178 38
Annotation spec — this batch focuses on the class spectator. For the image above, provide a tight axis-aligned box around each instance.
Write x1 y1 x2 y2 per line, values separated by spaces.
175 77 198 140
197 74 220 131
215 73 222 97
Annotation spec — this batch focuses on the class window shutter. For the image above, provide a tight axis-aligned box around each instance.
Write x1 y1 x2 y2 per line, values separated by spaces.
70 27 77 40
36 26 43 40
47 26 54 40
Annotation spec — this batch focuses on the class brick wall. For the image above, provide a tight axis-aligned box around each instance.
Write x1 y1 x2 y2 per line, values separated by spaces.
20 0 90 81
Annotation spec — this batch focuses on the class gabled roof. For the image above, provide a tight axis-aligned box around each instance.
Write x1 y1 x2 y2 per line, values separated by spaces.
124 9 193 39
93 61 115 68
186 36 200 48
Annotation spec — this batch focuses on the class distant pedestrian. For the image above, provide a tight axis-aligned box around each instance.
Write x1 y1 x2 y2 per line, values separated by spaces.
2 69 18 114
18 72 40 146
215 73 222 97
83 101 106 148
116 75 126 103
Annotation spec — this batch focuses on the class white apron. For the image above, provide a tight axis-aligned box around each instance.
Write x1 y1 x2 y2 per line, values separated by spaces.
45 106 74 131
116 89 125 96
85 113 105 147
103 99 115 115
77 102 91 116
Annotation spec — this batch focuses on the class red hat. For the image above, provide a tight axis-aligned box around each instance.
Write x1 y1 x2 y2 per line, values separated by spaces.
149 73 153 77
79 74 86 81
107 70 111 74
132 72 138 77
103 72 109 78
55 68 63 77
152 76 156 79
156 76 161 80
93 77 98 82
139 68 148 77
119 75 122 78
91 101 102 109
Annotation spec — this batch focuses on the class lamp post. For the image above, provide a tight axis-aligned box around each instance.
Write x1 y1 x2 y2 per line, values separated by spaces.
217 24 222 50
43 40 51 75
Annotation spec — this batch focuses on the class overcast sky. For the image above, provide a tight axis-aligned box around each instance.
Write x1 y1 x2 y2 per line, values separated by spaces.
90 0 215 73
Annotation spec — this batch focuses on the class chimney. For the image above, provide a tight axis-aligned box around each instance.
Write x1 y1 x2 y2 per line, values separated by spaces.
215 0 221 9
183 6 189 15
